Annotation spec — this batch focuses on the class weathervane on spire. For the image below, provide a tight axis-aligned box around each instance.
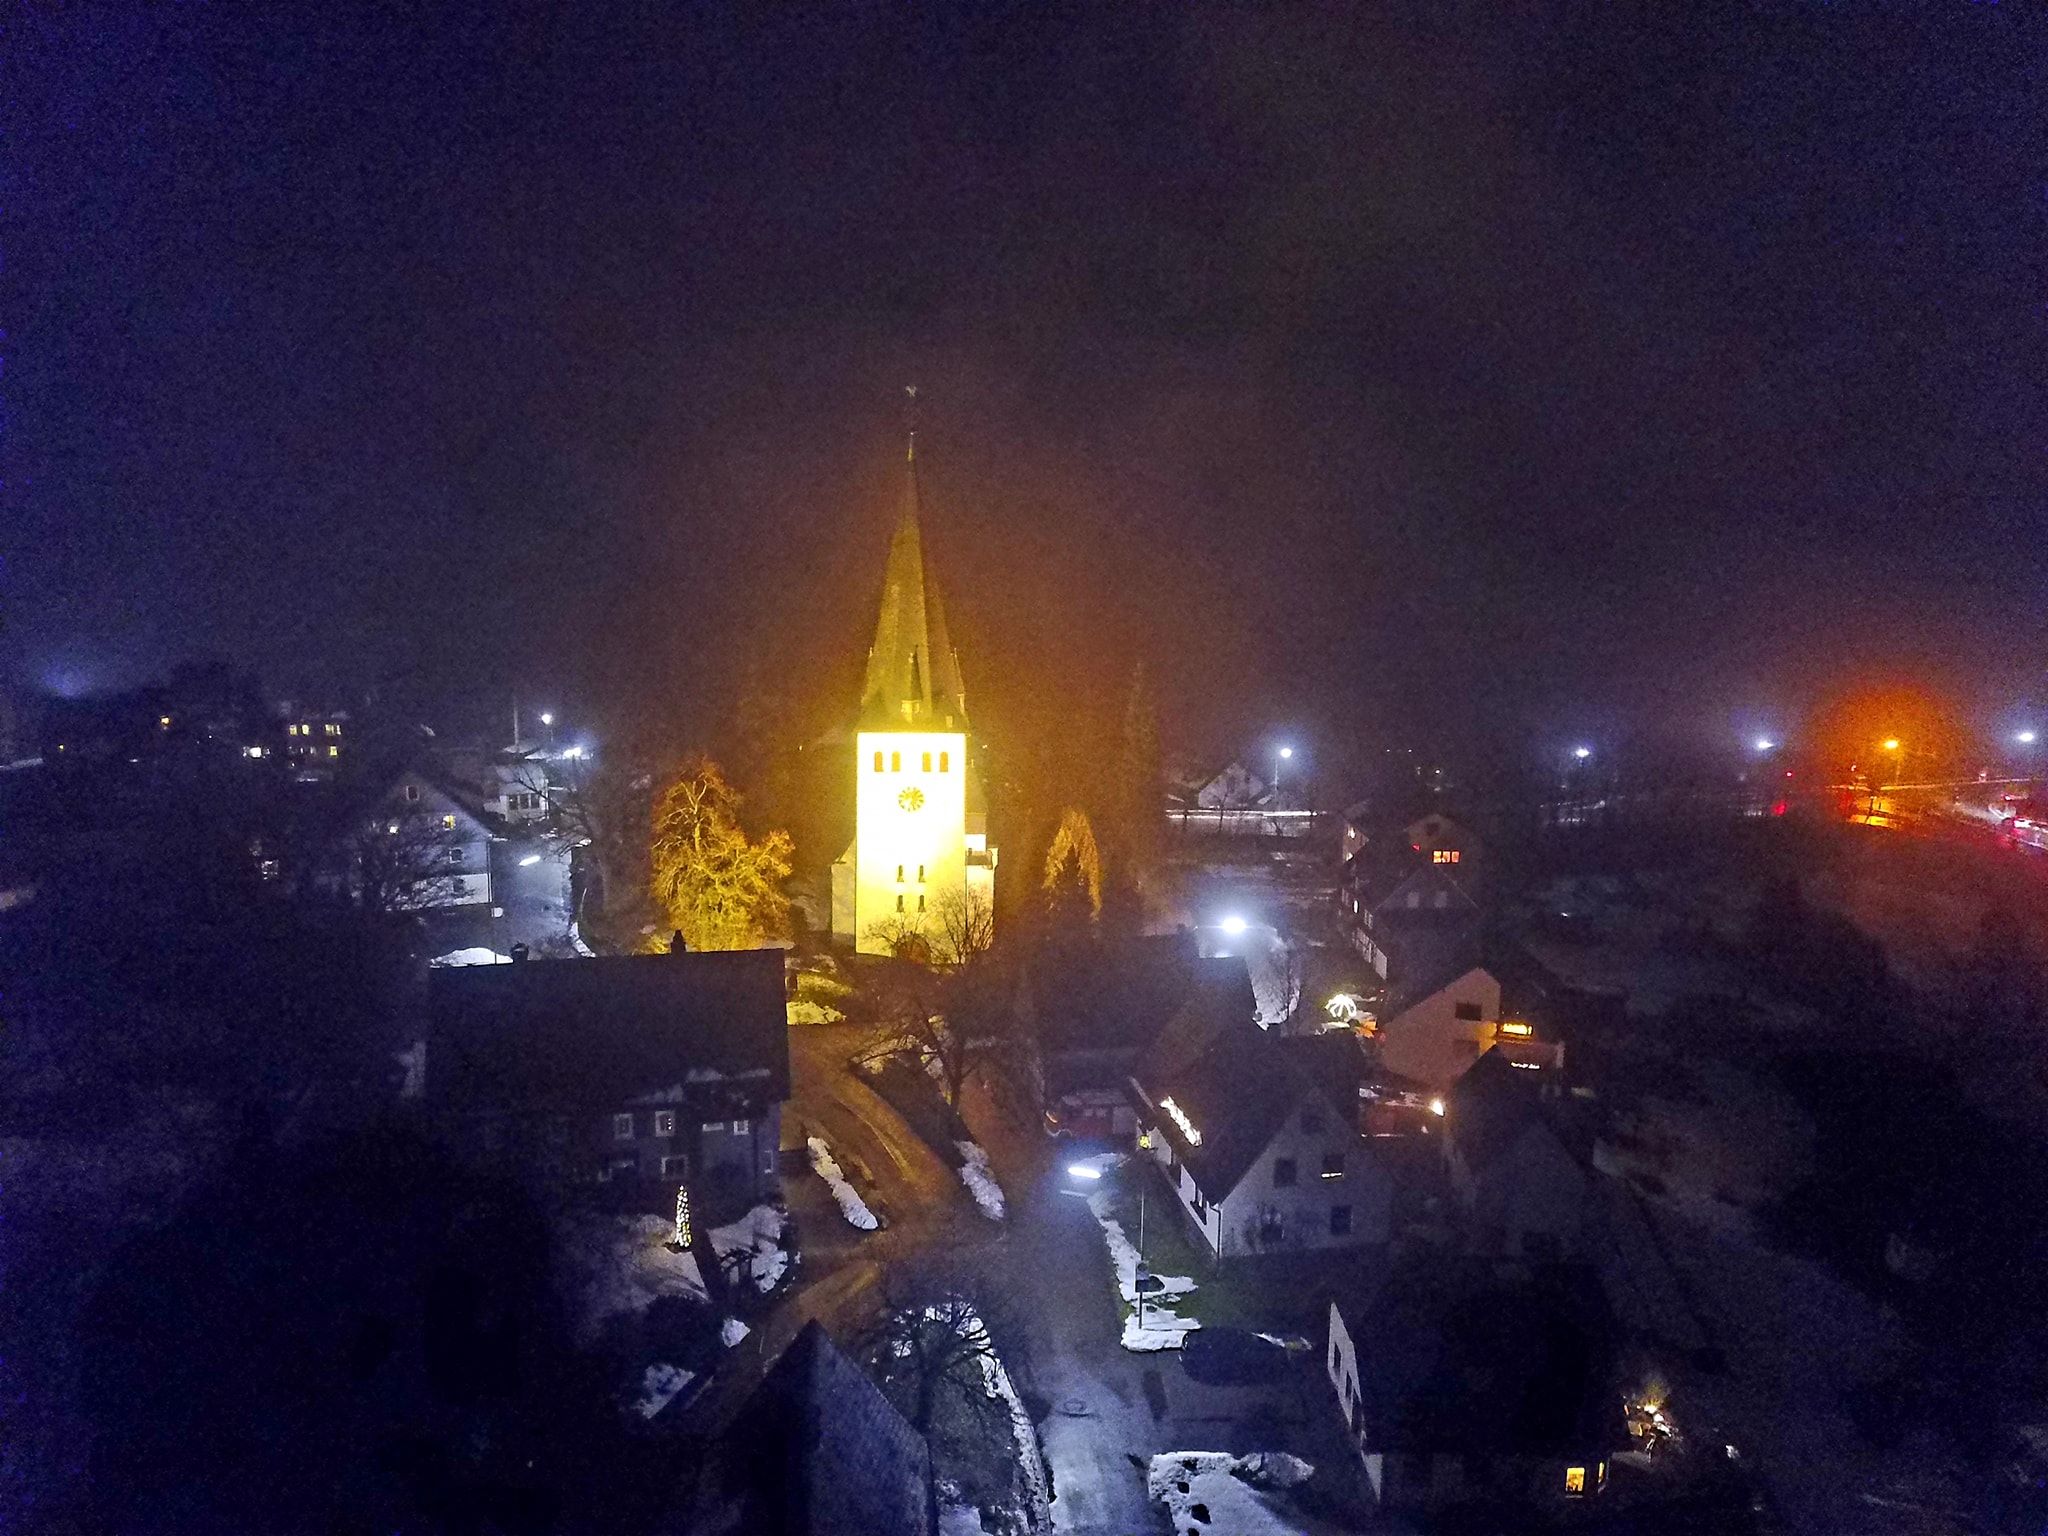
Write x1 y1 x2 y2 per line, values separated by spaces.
904 383 919 462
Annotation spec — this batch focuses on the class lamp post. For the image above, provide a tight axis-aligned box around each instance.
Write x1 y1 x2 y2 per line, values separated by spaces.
540 711 555 749
1273 745 1293 810
1136 1177 1148 1333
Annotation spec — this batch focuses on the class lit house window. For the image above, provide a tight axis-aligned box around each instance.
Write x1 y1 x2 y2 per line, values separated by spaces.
159 715 172 729
1499 1020 1533 1038
613 1113 634 1141
731 1118 750 1136
327 745 338 757
325 722 341 736
701 1121 726 1135
1321 1152 1345 1179
1565 1466 1587 1497
653 1110 675 1136
1432 848 1461 864
442 814 456 830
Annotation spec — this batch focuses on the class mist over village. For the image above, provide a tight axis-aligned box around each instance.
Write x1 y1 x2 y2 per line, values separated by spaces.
7 9 2048 1536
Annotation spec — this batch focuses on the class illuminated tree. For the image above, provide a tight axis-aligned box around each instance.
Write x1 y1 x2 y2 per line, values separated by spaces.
648 757 794 952
1041 806 1103 921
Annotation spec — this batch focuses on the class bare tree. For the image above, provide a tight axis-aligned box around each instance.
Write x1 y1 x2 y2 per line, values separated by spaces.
931 887 996 967
849 941 1026 1110
347 808 465 912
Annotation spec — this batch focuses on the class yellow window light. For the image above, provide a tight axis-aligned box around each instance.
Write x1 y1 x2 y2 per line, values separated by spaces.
1565 1466 1586 1496
1498 1020 1534 1038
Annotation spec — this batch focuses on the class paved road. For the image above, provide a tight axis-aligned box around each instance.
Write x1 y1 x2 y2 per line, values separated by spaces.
677 1025 993 1440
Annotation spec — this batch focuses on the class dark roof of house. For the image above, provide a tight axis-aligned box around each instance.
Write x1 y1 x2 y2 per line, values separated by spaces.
1132 955 1256 1084
1276 1031 1370 1122
1027 932 1200 1056
1382 952 1495 1021
1339 1258 1623 1458
1135 1011 1333 1202
681 1319 935 1536
1444 1046 1551 1172
426 949 790 1112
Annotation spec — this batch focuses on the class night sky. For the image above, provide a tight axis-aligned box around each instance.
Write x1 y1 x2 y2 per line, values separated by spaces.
10 7 2045 768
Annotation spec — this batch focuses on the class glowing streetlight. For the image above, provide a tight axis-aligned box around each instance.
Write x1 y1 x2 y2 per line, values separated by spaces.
1427 1097 1445 1117
1882 738 1900 752
1219 915 1249 936
539 711 556 748
2018 730 2038 746
1572 746 1592 761
1754 738 1775 753
1272 744 1294 806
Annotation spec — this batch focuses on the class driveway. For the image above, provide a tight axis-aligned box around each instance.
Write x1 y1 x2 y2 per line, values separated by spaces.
955 1083 1368 1535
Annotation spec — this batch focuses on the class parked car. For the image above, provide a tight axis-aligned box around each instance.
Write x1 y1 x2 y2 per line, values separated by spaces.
1181 1327 1292 1384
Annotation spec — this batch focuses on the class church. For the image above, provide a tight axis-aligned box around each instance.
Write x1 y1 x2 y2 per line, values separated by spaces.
830 431 997 956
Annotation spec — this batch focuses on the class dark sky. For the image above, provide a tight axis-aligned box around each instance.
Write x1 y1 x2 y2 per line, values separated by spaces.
9 6 2045 768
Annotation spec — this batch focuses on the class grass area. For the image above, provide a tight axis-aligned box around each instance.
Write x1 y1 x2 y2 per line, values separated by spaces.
1095 1160 1362 1335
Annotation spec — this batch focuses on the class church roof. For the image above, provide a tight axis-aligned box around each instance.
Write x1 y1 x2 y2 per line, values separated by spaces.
859 438 969 731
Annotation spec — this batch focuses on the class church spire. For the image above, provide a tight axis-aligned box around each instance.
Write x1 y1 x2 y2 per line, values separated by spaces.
859 394 967 730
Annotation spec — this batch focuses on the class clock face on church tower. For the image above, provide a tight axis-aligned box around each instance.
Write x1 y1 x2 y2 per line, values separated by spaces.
897 786 925 813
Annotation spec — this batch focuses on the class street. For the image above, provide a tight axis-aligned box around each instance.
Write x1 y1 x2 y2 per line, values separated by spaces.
676 1023 1364 1533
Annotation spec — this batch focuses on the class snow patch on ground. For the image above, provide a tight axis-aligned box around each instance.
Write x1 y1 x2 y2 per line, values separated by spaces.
1084 1178 1201 1350
720 1316 750 1348
808 1136 881 1230
1147 1453 1322 1536
566 1214 708 1338
959 1306 1051 1532
955 1140 1007 1220
712 1203 792 1292
1122 1318 1202 1351
428 946 510 966
633 1362 697 1419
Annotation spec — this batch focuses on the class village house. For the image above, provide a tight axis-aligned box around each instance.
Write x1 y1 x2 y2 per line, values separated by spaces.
1325 1257 1625 1515
425 947 789 1209
1023 935 1248 1142
1442 1046 1593 1260
680 1319 936 1535
1375 957 1567 1089
1341 842 1483 987
1130 1008 1390 1262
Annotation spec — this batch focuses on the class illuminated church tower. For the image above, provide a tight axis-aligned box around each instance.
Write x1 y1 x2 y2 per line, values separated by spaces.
830 429 996 955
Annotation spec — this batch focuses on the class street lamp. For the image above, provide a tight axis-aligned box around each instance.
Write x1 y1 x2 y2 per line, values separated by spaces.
1754 738 1775 753
540 711 555 748
2017 730 2038 746
1273 744 1294 807
1572 746 1592 761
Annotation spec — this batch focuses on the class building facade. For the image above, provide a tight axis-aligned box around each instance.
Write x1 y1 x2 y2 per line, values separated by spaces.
832 434 996 955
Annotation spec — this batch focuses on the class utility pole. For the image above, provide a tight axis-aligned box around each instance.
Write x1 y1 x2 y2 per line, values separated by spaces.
1136 1177 1148 1333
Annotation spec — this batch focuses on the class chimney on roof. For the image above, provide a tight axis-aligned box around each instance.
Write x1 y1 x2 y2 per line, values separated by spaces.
509 943 530 963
